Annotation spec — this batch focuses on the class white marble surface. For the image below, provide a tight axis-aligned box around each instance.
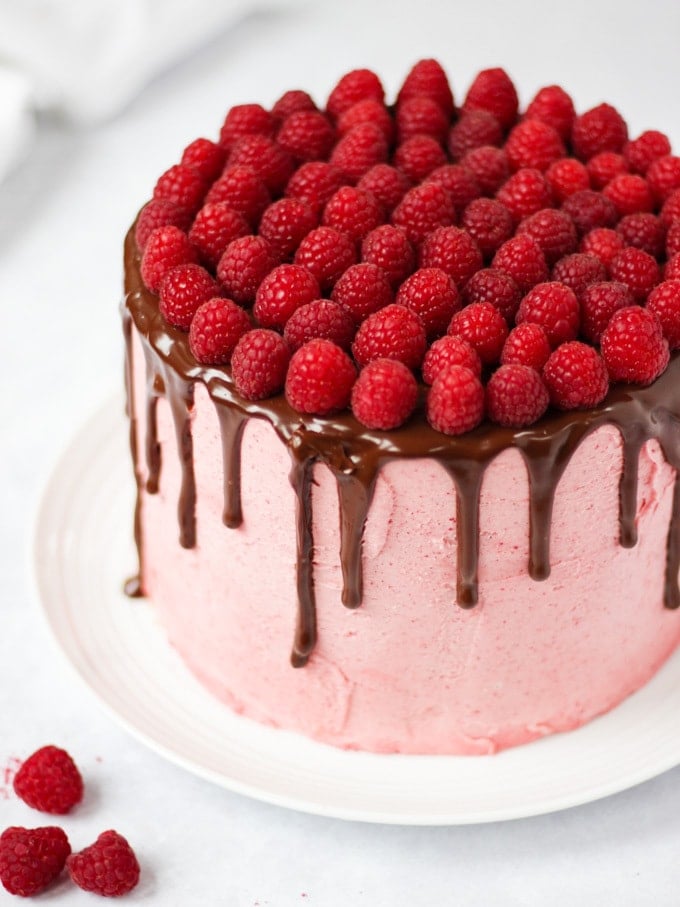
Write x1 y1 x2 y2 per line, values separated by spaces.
2 0 680 902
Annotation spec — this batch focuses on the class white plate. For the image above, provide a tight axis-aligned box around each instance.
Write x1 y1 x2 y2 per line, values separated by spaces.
34 398 680 825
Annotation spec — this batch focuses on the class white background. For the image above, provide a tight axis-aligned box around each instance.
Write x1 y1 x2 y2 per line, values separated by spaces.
2 0 680 902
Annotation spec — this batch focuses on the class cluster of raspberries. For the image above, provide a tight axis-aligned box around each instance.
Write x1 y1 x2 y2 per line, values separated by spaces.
137 60 680 434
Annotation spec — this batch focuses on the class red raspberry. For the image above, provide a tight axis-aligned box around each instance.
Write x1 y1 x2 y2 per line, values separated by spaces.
283 299 356 351
660 189 680 227
140 226 199 293
277 110 335 162
501 322 551 371
330 123 388 183
601 306 670 385
337 99 395 143
525 85 575 140
361 224 415 287
668 221 680 259
422 335 482 384
647 155 680 202
397 58 455 117
231 328 291 399
153 163 206 213
393 134 447 183
580 281 633 343
219 103 275 151
603 173 654 215
561 189 618 235
495 167 552 220
646 280 680 349
586 151 628 190
285 339 356 414
390 182 456 246
396 96 449 143
486 363 550 427
543 342 609 409
666 252 680 280
460 198 514 257
253 264 320 329
217 235 277 305
189 297 251 363
609 247 660 301
463 268 522 322
352 303 427 368
396 267 460 338
294 226 357 290
516 208 578 265
322 186 384 244
0 826 71 897
188 202 250 266
357 164 410 215
624 130 672 175
492 235 549 292
180 137 227 183
448 301 509 364
571 103 628 160
285 161 345 216
461 145 510 195
516 281 580 347
351 358 418 430
420 225 483 287
447 110 503 161
257 197 318 260
326 69 385 119
580 227 625 271
135 199 192 251
272 89 316 123
426 365 485 435
228 135 294 195
13 747 83 816
159 263 220 330
426 164 482 214
545 157 590 203
551 252 606 298
205 165 271 226
616 213 666 258
331 262 393 324
505 119 565 172
463 67 519 129
67 830 139 897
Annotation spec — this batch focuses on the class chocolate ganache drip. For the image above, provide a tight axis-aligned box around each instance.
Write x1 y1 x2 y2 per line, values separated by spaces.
122 226 680 666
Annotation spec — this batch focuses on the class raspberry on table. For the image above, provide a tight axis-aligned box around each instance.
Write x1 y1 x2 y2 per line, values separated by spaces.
609 247 660 301
420 225 484 287
660 189 680 227
330 122 389 183
188 202 250 266
463 67 519 129
361 224 415 287
646 155 680 202
426 164 482 214
285 339 357 414
460 198 514 257
13 747 83 815
352 303 427 368
351 358 418 430
580 281 633 344
294 226 357 290
571 103 628 161
159 263 220 330
486 363 549 427
492 234 549 292
283 299 356 351
219 103 275 151
277 110 336 162
189 297 251 364
426 365 485 435
516 281 580 347
357 164 411 215
543 342 609 409
337 99 395 143
422 335 482 385
501 322 551 371
525 85 575 140
67 830 140 897
396 95 450 143
140 225 199 293
228 134 294 195
253 263 320 329
448 300 509 365
551 252 606 298
545 157 590 203
666 252 680 280
616 213 666 258
395 267 460 338
393 134 447 183
390 182 456 246
601 306 669 385
231 328 291 400
153 163 207 213
397 58 455 117
206 165 271 226
326 68 385 119
668 221 680 259
447 110 503 161
561 189 618 235
586 151 629 190
580 227 625 271
285 161 345 216
271 89 317 123
0 826 71 897
257 197 318 260
624 130 672 175
496 167 553 221
516 208 578 265
180 137 227 183
602 173 654 216
322 186 384 245
217 235 277 305
331 262 393 324
646 280 680 349
461 145 510 196
135 199 192 252
504 119 565 172
463 268 522 322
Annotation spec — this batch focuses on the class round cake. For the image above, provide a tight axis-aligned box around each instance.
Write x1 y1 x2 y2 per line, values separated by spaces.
123 60 680 755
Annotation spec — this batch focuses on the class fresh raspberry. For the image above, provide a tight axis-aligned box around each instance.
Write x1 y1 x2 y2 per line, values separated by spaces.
420 225 483 287
624 130 672 175
609 247 660 301
231 329 291 399
326 68 385 119
0 826 71 897
646 280 680 349
492 235 549 292
422 335 482 384
140 226 199 293
322 186 384 244
330 123 389 182
616 213 666 258
660 189 680 227
426 164 482 214
285 161 345 216
13 746 82 815
667 221 680 259
486 363 550 427
647 155 680 202
188 202 250 266
253 264 320 329
357 164 410 215
460 198 513 257
666 252 680 280
461 145 510 195
397 58 455 117
257 197 318 260
543 342 609 409
159 263 220 330
426 365 485 435
67 830 139 897
586 151 628 190
505 119 565 172
571 103 628 160
516 208 578 265
135 199 192 252
601 306 670 385
277 110 335 161
396 96 449 143
525 85 575 140
285 339 356 414
337 99 395 143
351 358 418 430
463 268 522 321
271 89 316 123
217 235 277 305
331 262 393 324
189 297 251 363
580 227 625 270
352 304 427 368
551 252 606 298
153 163 206 213
463 67 519 129
390 182 456 246
180 137 227 183
580 281 633 343
501 322 551 371
228 135 294 195
447 110 503 161
294 226 357 290
545 157 590 203
393 134 447 183
448 301 509 364
205 165 271 226
516 281 580 347
219 103 275 151
495 167 553 221
361 224 415 287
602 173 654 215
561 189 618 235
396 267 460 337
283 299 356 351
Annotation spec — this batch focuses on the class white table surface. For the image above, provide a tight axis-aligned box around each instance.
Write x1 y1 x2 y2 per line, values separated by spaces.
3 0 680 903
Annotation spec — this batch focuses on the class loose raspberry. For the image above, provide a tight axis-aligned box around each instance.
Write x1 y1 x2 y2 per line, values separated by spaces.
525 85 575 141
330 123 389 183
13 746 83 815
551 252 606 298
357 165 410 215
67 830 139 897
217 235 277 305
393 134 447 183
396 96 449 143
545 157 590 203
231 329 291 400
602 173 654 215
463 268 522 322
660 189 680 227
460 198 514 256
463 67 519 130
337 99 395 143
461 145 510 195
0 826 71 897
561 189 618 235
285 339 356 414
272 89 317 123
492 235 549 292
180 137 227 183
257 197 318 260
352 304 427 368
580 281 633 343
516 208 578 265
516 281 580 347
616 213 666 258
609 247 660 301
277 110 335 162
189 297 251 364
253 264 320 329
666 252 680 280
624 130 672 175
140 226 199 293
647 155 680 202
285 161 345 216
219 103 275 151
326 68 385 119
351 358 418 430
283 299 356 351
205 165 271 226
667 221 680 259
228 134 294 195
159 263 220 330
422 335 482 385
361 224 415 287
188 202 250 266
601 306 669 385
331 262 393 324
580 227 625 271
397 59 455 117
646 280 680 349
153 163 206 213
543 342 609 409
135 199 192 252
486 363 550 427
447 110 503 161
571 103 628 161
322 186 384 244
396 267 460 338
426 164 482 214
294 226 357 290
420 226 484 286
501 322 551 371
505 119 565 172
391 182 456 246
426 365 485 435
586 152 628 190
496 167 553 221
448 301 509 365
